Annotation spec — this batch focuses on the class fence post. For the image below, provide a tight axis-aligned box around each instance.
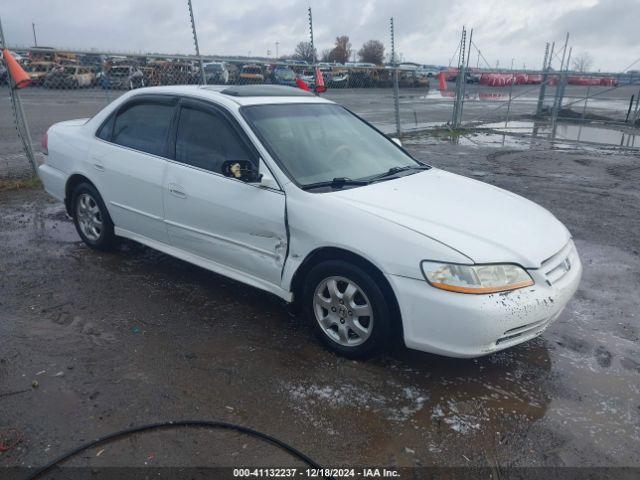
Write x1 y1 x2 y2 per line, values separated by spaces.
552 34 570 129
451 27 467 128
581 84 591 122
457 28 472 124
505 76 515 127
390 17 401 136
187 0 206 85
308 7 316 64
536 42 550 117
0 17 38 175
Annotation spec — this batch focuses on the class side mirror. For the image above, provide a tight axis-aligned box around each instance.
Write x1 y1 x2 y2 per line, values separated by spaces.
221 160 260 182
252 159 279 189
391 137 402 147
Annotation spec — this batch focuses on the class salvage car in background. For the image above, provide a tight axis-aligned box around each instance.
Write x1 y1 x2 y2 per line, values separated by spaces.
271 66 297 86
398 64 430 88
26 61 57 86
38 84 582 359
204 62 230 85
347 63 379 88
44 65 96 89
239 64 264 84
99 65 144 90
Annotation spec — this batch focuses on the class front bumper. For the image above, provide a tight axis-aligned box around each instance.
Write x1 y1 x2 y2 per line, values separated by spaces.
388 242 582 358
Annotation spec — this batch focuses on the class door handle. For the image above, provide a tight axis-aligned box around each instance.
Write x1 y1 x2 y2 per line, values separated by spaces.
168 183 187 199
93 163 105 172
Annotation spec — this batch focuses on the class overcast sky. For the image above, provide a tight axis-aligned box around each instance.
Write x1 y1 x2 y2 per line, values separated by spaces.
2 0 639 72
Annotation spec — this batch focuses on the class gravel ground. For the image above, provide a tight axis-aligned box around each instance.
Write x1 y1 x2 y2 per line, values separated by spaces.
0 125 639 475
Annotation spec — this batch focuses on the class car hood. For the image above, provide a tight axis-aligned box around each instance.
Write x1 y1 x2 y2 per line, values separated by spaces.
329 168 570 268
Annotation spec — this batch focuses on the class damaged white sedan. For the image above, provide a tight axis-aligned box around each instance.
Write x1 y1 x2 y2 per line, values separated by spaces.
38 85 582 358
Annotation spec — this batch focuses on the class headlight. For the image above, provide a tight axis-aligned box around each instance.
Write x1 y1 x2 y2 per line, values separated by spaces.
421 261 534 294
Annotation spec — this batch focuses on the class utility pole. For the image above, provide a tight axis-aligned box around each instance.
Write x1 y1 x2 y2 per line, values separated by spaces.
390 17 401 136
32 22 37 47
187 0 206 85
308 7 315 64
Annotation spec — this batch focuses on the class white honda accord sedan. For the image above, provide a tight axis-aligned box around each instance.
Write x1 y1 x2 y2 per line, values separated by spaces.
38 85 582 358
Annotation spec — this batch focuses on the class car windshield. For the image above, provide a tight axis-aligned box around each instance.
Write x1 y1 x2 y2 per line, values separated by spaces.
275 69 295 79
242 103 421 187
110 67 130 76
30 64 50 72
205 64 223 72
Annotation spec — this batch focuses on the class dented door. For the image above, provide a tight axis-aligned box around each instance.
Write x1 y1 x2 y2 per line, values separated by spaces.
163 161 287 287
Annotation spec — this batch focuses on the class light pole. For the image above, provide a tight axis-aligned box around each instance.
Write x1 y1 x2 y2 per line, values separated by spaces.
32 22 37 46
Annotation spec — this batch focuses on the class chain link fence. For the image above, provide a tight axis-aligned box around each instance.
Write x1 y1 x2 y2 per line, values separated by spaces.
2 40 639 180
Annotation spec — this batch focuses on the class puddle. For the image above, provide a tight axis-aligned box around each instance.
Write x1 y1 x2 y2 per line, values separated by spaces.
481 121 639 149
404 121 639 150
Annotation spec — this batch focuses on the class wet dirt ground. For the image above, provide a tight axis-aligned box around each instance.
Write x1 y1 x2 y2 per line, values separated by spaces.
1 131 639 474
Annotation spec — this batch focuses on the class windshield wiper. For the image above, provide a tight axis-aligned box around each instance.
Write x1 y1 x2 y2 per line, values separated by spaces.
367 164 430 183
301 177 370 191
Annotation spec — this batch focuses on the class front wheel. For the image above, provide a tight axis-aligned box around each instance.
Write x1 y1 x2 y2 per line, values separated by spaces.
71 183 117 251
303 260 394 358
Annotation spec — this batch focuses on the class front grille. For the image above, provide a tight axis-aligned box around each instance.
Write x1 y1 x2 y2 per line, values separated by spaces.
541 240 576 285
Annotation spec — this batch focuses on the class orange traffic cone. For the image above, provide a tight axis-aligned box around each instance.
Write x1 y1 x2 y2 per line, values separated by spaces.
2 49 31 89
315 67 326 93
438 71 447 90
295 77 310 92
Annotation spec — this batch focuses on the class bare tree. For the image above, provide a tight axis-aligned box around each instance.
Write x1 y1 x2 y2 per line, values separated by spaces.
358 40 385 65
293 41 317 64
320 48 332 62
327 36 352 64
572 52 593 73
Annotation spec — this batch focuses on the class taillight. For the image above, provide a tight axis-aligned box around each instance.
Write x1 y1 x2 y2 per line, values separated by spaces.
41 132 48 155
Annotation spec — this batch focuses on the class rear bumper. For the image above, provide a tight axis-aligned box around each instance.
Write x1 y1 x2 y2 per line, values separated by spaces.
388 245 582 358
38 163 66 202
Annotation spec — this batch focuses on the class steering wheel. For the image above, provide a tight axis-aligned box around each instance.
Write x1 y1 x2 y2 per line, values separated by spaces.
328 144 353 163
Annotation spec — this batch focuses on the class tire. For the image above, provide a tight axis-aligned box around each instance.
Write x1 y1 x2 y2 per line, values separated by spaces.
303 260 394 358
71 182 118 251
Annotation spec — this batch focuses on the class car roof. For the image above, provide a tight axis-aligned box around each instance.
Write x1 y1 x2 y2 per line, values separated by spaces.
124 85 333 107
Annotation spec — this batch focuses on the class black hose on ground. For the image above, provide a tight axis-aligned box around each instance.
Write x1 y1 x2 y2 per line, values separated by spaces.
26 420 332 480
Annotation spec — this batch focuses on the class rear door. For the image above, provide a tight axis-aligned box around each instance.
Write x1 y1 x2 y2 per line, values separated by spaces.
90 95 177 243
163 98 287 289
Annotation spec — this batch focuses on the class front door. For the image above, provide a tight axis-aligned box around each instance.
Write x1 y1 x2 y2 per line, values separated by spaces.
163 99 287 289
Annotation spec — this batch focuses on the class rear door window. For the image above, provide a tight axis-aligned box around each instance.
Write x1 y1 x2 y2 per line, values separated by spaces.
112 101 175 156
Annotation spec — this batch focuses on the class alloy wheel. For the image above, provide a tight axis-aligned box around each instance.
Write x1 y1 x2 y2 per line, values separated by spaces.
76 193 103 242
313 276 374 347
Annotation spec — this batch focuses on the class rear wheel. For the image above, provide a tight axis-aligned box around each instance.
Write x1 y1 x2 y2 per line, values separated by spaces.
303 260 393 358
71 183 117 251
